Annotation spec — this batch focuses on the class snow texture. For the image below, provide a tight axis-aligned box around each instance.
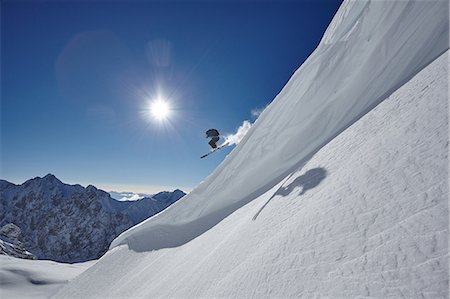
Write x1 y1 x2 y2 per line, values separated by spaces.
55 49 448 299
0 255 94 299
110 0 448 253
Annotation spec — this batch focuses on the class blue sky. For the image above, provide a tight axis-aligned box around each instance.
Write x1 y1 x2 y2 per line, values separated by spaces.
1 0 342 193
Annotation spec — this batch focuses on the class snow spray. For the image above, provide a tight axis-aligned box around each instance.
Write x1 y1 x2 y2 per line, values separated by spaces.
225 120 252 145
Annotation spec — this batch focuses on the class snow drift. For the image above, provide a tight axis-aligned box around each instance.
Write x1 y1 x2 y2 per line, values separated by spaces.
54 0 448 298
110 0 448 252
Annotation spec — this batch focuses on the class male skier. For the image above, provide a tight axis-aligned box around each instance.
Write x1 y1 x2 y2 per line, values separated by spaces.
205 128 220 150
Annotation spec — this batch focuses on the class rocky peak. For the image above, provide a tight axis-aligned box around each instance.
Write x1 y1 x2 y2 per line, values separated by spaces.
0 223 36 260
0 223 22 243
0 176 185 262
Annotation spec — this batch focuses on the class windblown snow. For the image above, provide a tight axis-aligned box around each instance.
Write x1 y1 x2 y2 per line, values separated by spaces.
53 0 448 298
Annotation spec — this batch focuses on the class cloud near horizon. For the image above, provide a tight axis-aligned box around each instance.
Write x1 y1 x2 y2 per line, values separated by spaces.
109 191 146 201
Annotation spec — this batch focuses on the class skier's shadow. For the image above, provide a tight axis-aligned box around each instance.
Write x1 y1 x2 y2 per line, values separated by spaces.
253 167 327 220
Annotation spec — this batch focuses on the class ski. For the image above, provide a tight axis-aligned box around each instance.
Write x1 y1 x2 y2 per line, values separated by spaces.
200 143 229 159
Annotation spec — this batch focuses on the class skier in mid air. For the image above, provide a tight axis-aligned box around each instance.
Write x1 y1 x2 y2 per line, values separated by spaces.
201 128 229 158
205 128 220 149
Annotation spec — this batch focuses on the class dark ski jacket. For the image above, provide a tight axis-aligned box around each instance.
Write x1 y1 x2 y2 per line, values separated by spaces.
205 129 220 138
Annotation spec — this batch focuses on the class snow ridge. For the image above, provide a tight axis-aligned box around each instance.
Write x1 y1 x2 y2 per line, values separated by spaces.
111 0 448 252
53 0 449 297
55 48 448 299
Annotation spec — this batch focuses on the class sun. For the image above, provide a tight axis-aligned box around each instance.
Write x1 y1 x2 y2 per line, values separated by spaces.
150 99 171 121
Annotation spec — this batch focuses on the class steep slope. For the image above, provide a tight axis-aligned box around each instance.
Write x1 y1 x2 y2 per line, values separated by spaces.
54 0 449 297
0 175 185 262
54 48 448 299
107 0 448 253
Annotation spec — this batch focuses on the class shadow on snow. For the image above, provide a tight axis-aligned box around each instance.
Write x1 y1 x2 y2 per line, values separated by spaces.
120 166 327 253
252 167 327 220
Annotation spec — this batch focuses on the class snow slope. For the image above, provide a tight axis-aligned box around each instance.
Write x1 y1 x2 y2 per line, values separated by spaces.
110 0 448 253
54 48 448 299
0 255 94 299
54 0 448 297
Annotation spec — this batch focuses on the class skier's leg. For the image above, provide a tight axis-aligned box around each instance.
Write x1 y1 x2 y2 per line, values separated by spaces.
208 139 215 149
209 137 219 149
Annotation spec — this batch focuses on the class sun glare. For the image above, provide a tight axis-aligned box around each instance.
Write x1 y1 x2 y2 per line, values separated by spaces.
150 99 171 121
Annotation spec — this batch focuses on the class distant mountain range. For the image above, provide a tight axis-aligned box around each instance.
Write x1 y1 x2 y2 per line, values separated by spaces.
0 174 185 263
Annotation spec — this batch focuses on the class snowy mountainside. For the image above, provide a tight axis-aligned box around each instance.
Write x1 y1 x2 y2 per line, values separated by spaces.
0 175 185 262
3 0 447 298
54 0 448 297
111 0 448 252
54 49 448 298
